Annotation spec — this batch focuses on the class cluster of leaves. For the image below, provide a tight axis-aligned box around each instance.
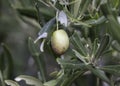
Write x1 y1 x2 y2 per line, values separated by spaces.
1 0 120 86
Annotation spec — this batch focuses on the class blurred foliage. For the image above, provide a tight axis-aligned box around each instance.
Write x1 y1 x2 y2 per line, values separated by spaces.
1 0 120 86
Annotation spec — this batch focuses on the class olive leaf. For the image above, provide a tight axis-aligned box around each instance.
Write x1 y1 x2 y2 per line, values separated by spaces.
44 70 64 86
73 0 82 18
44 80 58 86
78 0 91 18
94 34 110 60
28 38 46 82
87 65 110 84
57 58 87 71
60 71 84 86
5 80 20 86
58 11 68 27
72 49 87 64
70 31 88 56
0 70 5 86
39 39 46 52
56 58 88 86
38 17 56 37
34 17 56 52
0 43 13 79
15 75 44 86
100 1 120 44
100 0 116 17
100 65 120 76
46 68 85 86
34 32 47 44
16 7 54 20
91 38 99 59
85 16 107 26
28 37 40 55
107 16 120 44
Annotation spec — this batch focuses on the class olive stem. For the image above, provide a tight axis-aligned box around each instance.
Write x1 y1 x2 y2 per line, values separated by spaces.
56 11 59 30
48 2 58 11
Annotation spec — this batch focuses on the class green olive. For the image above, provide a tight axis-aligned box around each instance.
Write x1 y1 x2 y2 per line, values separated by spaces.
51 29 69 55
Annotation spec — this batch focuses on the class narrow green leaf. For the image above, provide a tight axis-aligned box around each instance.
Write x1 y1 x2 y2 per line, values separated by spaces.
5 80 20 86
44 71 64 86
16 8 54 20
49 69 84 86
78 0 91 18
107 16 120 44
44 68 85 86
100 65 120 76
87 65 110 84
57 58 87 71
72 49 87 64
15 75 44 86
100 2 120 44
0 70 5 86
34 17 56 46
38 17 56 37
28 38 46 82
95 34 110 60
73 0 82 18
91 38 99 59
85 16 107 26
16 8 38 19
70 31 87 56
1 43 13 79
28 37 39 56
100 0 117 18
0 52 4 73
60 71 84 86
44 80 58 86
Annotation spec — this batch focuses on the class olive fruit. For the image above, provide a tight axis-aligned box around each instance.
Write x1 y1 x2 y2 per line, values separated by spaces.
51 29 69 55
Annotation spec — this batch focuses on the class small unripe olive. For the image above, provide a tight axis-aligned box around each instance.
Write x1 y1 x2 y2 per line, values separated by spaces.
51 29 69 55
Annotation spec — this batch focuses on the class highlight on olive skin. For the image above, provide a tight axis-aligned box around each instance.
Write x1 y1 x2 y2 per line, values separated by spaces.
51 29 69 55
